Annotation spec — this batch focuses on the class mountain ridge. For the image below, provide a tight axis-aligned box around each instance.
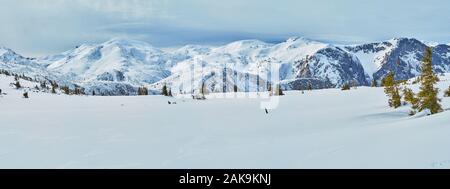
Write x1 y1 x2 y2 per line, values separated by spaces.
1 37 449 95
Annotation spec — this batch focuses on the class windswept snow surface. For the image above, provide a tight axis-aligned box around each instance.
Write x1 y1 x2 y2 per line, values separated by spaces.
0 74 450 168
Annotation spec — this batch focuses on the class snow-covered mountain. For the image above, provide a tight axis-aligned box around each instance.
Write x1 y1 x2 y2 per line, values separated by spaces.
0 47 54 80
345 38 450 81
1 37 449 95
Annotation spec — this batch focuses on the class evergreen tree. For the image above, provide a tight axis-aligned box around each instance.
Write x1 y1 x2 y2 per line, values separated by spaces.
92 90 96 96
168 89 173 97
403 87 419 115
417 47 442 114
371 78 378 87
51 86 56 94
391 87 402 108
383 72 401 108
162 84 168 96
233 85 238 93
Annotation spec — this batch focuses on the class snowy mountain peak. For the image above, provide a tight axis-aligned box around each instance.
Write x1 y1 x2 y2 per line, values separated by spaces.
286 36 318 44
0 47 18 57
221 39 272 49
2 37 450 95
103 38 154 48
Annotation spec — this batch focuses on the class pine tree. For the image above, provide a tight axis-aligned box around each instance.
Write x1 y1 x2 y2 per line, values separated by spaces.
403 87 419 115
371 78 378 87
417 47 442 114
390 87 402 108
162 84 168 96
51 86 56 94
444 86 450 97
307 83 313 90
92 90 96 96
168 89 172 97
383 72 401 108
233 85 238 93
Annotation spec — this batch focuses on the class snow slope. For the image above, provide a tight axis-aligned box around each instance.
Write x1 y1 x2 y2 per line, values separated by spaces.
1 74 450 168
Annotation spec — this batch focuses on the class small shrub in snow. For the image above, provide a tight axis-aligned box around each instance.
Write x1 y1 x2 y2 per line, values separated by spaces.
341 83 351 91
61 86 70 95
14 81 21 89
23 92 28 99
444 86 450 97
192 94 206 100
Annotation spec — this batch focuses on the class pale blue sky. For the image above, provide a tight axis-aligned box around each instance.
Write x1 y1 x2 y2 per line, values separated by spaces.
0 0 449 56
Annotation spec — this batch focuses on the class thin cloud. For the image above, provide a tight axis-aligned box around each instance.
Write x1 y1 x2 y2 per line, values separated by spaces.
0 0 449 56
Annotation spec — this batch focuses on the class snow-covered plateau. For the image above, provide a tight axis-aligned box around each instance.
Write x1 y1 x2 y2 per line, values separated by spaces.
0 73 450 168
